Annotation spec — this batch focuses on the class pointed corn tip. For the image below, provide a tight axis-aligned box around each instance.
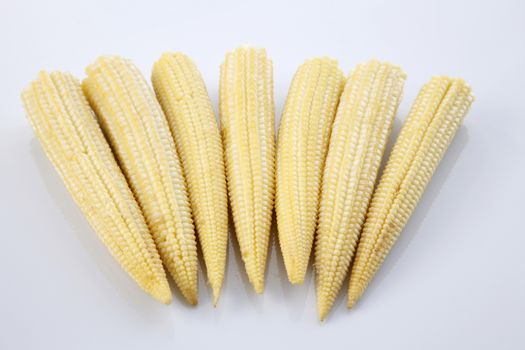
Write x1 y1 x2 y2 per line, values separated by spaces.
159 295 172 305
252 280 265 294
246 270 265 294
318 307 329 322
317 293 334 321
181 290 198 306
289 278 305 285
348 283 363 309
188 297 198 306
347 296 358 309
211 285 221 306
150 286 172 305
288 272 305 285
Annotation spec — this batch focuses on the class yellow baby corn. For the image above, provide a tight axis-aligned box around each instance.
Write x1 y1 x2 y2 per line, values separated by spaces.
21 72 171 304
315 61 406 320
347 77 475 308
152 53 228 305
83 57 198 305
219 47 275 293
276 58 344 284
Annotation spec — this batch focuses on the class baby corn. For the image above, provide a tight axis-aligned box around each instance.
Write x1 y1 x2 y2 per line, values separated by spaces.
22 72 171 304
276 58 344 284
152 53 228 305
348 77 474 308
219 47 275 293
83 57 198 305
315 61 406 320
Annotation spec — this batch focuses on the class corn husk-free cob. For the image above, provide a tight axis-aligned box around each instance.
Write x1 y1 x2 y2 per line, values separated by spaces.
348 77 474 308
219 47 275 293
315 61 406 320
83 57 198 305
276 58 344 284
152 53 228 305
22 72 172 304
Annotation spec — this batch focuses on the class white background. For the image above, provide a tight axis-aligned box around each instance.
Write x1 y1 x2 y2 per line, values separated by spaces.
1 0 524 349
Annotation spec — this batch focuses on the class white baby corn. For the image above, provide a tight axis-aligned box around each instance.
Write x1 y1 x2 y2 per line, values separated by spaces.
276 58 344 284
152 53 228 305
315 61 406 320
220 47 276 293
22 72 171 304
348 77 474 308
83 57 198 305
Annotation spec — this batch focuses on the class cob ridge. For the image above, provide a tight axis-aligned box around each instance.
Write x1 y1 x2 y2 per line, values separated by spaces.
347 76 475 308
83 57 198 305
315 61 406 320
219 47 275 293
276 58 345 284
152 53 228 305
22 72 171 304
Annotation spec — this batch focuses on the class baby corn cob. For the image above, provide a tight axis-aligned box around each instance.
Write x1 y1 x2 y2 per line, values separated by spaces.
152 53 228 305
219 47 275 293
315 61 406 320
21 72 171 304
276 58 344 284
83 57 198 305
347 77 475 308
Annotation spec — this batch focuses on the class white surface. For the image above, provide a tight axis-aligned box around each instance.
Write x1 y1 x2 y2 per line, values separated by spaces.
1 0 524 349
